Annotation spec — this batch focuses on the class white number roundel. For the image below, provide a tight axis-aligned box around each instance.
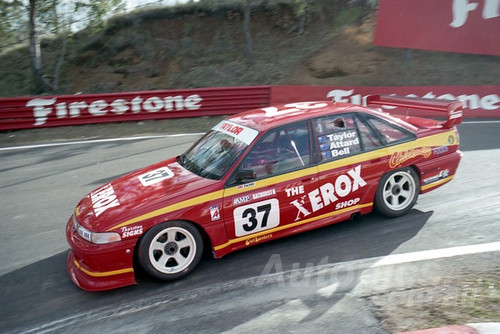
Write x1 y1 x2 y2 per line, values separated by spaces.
262 102 328 117
233 199 279 237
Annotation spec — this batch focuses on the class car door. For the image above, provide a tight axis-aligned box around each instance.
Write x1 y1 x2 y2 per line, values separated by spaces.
311 113 389 222
221 121 319 252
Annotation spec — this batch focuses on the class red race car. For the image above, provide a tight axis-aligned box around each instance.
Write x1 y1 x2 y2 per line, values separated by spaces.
66 95 463 291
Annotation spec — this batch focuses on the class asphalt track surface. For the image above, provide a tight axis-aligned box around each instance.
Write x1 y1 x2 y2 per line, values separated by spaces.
0 121 499 333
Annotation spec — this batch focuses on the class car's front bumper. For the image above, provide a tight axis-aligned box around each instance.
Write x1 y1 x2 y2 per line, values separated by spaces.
66 217 137 291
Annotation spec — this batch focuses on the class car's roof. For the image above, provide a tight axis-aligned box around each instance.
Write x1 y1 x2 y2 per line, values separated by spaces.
226 101 414 132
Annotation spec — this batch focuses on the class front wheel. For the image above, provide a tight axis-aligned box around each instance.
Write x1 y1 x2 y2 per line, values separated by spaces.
375 168 420 218
138 221 203 281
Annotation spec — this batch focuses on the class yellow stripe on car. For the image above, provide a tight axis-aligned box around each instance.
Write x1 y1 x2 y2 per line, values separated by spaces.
107 130 456 234
74 260 134 277
214 202 373 251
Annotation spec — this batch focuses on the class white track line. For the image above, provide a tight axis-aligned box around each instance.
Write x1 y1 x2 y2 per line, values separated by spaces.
462 120 500 124
368 241 500 268
0 133 204 151
1 120 498 151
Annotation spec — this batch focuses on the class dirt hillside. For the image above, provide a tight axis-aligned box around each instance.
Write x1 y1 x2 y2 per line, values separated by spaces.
0 4 498 98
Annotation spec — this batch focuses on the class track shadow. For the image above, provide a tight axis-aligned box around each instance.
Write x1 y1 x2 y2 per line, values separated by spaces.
0 209 431 333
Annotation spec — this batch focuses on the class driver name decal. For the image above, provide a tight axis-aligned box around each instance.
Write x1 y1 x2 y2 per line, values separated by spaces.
91 184 120 217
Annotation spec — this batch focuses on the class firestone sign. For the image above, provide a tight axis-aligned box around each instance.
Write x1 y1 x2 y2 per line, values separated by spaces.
326 89 500 112
374 0 500 56
270 86 500 118
26 94 203 126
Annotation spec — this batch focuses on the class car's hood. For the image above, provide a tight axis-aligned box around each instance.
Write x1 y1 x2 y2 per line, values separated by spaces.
74 157 218 232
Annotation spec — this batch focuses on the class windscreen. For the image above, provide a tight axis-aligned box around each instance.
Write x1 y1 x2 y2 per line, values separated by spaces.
179 121 259 180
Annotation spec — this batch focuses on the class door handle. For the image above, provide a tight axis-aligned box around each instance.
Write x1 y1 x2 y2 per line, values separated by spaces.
301 176 315 183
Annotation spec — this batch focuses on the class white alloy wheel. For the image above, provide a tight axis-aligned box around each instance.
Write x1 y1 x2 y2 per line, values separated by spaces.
149 226 197 274
382 171 416 211
138 221 203 281
375 168 420 217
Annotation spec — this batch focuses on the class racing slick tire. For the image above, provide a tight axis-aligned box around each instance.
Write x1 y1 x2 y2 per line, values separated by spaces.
138 221 203 281
375 168 420 218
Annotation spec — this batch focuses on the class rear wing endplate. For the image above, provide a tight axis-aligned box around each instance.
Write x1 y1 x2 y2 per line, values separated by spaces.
366 95 463 128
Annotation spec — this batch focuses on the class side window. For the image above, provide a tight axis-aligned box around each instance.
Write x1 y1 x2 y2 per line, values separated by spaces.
240 122 311 178
366 116 414 145
354 116 383 151
314 114 361 161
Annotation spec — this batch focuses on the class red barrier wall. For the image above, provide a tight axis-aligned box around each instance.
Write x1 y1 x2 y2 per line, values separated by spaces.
0 86 271 131
271 85 500 118
1 85 498 131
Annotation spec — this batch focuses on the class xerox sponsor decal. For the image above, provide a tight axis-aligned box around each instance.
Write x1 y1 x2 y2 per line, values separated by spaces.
389 147 432 169
423 169 450 185
90 184 120 217
335 198 361 210
138 166 174 186
233 199 280 237
121 225 143 238
286 165 367 221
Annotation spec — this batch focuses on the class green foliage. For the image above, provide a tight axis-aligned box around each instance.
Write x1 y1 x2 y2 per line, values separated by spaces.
0 0 27 46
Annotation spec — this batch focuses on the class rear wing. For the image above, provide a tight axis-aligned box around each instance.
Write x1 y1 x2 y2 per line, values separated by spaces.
366 95 463 128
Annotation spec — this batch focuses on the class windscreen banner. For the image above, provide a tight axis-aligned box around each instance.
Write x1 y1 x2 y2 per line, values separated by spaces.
374 0 500 56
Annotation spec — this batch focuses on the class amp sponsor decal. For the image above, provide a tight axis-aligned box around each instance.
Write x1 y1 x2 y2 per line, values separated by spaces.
90 184 120 217
233 199 280 237
232 189 277 205
287 165 367 221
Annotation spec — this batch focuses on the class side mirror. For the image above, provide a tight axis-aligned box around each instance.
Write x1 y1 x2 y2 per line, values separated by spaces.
236 169 256 182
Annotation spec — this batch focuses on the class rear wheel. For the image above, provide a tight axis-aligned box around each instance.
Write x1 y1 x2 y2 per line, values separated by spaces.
375 168 420 217
138 221 203 281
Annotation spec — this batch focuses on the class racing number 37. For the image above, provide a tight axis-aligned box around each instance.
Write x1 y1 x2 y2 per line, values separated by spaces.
233 199 280 237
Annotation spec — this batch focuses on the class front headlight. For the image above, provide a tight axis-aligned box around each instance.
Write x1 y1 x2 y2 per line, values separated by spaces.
73 215 121 244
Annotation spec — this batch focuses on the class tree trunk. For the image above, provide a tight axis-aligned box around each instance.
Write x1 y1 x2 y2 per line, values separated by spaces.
53 33 68 93
29 0 49 94
243 0 253 64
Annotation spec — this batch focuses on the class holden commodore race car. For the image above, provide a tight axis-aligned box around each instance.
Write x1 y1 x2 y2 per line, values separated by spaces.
66 95 463 291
